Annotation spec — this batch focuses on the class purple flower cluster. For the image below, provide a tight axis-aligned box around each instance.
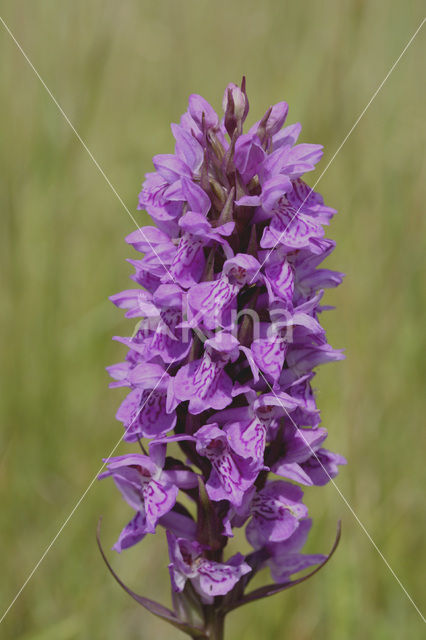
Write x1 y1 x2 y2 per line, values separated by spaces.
100 80 345 635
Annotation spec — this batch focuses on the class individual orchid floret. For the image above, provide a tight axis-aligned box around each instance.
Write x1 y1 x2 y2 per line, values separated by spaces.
245 481 308 549
260 197 325 252
249 101 289 140
109 288 158 320
236 173 293 217
211 389 297 456
99 449 197 548
194 423 261 507
115 363 176 440
273 443 347 486
188 94 220 133
272 122 302 150
271 425 328 482
265 518 326 582
170 211 234 288
172 331 241 414
233 133 266 183
114 284 191 365
187 254 262 330
171 124 204 174
167 532 251 604
285 342 345 378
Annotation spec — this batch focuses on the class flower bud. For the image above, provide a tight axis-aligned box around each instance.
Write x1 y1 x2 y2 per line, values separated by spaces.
223 80 249 136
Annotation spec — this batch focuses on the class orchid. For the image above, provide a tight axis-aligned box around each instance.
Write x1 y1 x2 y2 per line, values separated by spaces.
98 79 345 639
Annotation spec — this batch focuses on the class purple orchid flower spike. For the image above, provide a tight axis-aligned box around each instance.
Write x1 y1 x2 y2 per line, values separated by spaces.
100 78 345 639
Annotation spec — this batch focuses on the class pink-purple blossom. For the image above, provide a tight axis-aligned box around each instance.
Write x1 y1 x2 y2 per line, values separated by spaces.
98 79 345 637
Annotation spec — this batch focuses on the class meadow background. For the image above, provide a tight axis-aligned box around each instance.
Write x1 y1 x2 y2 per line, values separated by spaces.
1 1 425 638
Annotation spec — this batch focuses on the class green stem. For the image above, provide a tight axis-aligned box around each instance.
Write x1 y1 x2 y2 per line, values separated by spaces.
204 608 225 640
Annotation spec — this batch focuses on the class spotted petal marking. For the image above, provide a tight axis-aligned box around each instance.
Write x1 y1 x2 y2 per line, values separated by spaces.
251 334 288 384
264 257 294 304
261 203 324 250
170 234 205 287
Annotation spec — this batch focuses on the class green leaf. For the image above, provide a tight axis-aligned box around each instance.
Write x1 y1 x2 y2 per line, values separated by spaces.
96 519 206 638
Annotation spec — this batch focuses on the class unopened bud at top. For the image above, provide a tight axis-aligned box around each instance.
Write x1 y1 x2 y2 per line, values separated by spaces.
223 79 249 136
223 83 247 119
251 101 289 144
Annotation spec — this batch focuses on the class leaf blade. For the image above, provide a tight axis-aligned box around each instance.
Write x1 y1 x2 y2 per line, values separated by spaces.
96 519 206 638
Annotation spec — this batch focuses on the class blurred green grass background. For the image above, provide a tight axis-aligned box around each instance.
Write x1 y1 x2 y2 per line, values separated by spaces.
1 1 425 638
